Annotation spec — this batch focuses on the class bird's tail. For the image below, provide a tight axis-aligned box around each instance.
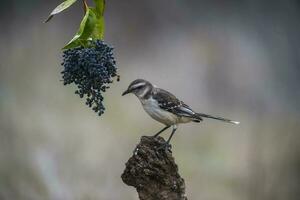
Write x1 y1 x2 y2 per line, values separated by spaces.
196 113 240 125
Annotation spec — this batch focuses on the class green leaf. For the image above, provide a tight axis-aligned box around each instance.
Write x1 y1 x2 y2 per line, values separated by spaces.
91 0 105 39
45 0 78 23
63 8 97 49
93 0 106 16
90 8 105 40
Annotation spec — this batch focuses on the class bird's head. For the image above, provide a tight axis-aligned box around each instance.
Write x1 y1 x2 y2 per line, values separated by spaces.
122 79 153 99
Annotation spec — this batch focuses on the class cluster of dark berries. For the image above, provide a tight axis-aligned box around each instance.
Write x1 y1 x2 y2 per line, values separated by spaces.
61 40 119 116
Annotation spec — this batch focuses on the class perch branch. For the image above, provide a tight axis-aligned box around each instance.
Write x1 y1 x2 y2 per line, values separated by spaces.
121 136 188 200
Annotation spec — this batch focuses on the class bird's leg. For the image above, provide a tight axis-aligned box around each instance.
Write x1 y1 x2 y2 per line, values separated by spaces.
133 126 171 155
151 126 171 138
166 126 177 144
157 125 177 151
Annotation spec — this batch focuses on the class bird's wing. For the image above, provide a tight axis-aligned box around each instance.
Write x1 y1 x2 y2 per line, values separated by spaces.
153 88 202 120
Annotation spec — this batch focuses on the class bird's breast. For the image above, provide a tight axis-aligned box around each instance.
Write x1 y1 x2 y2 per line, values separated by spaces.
141 98 178 126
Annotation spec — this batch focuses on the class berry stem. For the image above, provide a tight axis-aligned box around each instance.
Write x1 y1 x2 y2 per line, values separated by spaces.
82 0 88 14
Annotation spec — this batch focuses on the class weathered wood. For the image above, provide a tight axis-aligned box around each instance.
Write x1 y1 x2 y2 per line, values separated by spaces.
121 136 188 200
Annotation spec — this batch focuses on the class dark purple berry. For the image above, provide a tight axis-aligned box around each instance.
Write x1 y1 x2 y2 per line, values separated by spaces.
61 40 119 116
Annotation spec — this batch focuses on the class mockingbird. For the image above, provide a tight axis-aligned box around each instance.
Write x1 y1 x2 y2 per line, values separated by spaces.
122 79 239 149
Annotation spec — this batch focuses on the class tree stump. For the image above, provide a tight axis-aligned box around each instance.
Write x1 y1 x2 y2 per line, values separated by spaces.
121 136 188 200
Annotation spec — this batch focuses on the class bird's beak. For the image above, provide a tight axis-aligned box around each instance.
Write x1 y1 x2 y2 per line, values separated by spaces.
122 89 131 96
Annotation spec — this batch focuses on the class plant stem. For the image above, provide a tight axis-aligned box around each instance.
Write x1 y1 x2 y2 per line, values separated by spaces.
82 0 88 14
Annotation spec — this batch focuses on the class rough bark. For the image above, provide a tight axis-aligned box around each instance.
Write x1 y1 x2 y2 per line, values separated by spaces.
121 136 188 200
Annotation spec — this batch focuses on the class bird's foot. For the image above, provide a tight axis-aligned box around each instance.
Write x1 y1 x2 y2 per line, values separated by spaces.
144 135 156 139
133 146 139 155
156 142 172 153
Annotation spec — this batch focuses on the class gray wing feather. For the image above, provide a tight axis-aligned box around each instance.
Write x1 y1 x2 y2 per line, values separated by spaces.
153 88 202 121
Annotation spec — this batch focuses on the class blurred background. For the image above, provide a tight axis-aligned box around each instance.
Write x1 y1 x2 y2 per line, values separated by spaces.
1 0 300 199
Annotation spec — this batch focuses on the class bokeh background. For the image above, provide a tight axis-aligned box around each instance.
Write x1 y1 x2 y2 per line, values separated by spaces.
1 0 300 199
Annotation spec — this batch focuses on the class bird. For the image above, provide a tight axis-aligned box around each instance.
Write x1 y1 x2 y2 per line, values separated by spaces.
122 79 239 150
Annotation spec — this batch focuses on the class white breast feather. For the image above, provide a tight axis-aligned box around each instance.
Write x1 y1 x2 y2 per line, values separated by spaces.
141 97 178 126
